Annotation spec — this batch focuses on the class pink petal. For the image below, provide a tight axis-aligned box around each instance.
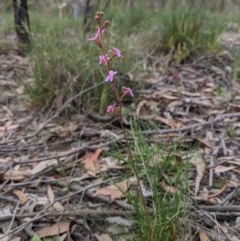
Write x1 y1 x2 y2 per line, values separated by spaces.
122 86 134 97
105 70 118 82
112 47 122 57
106 104 116 113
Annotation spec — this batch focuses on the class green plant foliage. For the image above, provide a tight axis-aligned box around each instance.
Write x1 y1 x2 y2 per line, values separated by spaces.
105 2 153 35
31 234 41 241
161 6 226 62
139 3 226 64
0 13 14 36
30 234 59 241
26 12 136 113
27 16 95 110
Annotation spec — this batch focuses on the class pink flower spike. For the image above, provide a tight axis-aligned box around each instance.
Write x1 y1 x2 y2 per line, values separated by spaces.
99 55 108 65
112 47 122 57
106 103 116 113
105 70 118 83
122 86 134 97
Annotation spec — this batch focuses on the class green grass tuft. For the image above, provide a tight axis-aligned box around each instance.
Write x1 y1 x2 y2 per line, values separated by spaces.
139 4 226 64
125 125 190 241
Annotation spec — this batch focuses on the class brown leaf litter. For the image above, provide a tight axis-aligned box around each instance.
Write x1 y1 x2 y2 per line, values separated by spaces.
1 34 240 240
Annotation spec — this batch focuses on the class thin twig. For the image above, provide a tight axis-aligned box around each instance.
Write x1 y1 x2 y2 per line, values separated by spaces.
197 205 240 212
0 194 19 204
141 112 240 135
6 201 20 234
219 189 239 205
0 209 141 222
209 146 219 187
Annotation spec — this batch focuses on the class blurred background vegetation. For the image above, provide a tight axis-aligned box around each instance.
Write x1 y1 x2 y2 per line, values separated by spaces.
0 0 239 114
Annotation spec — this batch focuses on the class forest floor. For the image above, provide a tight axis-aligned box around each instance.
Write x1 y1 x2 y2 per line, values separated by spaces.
1 30 240 241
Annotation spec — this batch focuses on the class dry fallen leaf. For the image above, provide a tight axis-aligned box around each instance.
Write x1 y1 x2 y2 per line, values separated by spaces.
106 216 134 227
36 222 70 238
190 152 205 196
208 184 228 199
191 99 214 108
0 156 13 163
166 100 183 112
194 137 212 149
192 189 209 201
233 169 240 174
202 87 214 93
214 165 236 174
227 180 240 188
12 189 28 204
100 157 123 171
94 233 113 241
0 121 19 138
152 92 179 100
31 159 57 175
227 160 240 166
136 100 158 116
81 149 102 176
0 233 18 241
0 121 19 131
94 180 130 199
2 105 13 117
47 185 55 203
160 181 180 194
5 169 32 181
199 230 211 241
47 185 65 211
155 116 178 128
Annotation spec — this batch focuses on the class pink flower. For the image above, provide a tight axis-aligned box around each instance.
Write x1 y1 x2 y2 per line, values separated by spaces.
97 27 105 37
99 55 109 65
112 47 122 58
88 27 105 46
105 70 118 83
106 103 116 113
122 86 134 97
88 31 98 41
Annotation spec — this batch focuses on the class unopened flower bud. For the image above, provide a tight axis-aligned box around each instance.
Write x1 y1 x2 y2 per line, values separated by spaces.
95 15 101 24
102 20 109 28
98 11 104 16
